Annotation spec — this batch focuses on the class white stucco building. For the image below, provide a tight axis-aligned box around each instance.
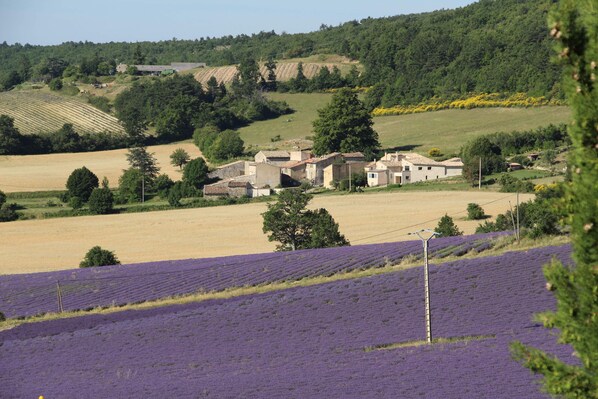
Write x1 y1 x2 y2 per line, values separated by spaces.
366 152 464 186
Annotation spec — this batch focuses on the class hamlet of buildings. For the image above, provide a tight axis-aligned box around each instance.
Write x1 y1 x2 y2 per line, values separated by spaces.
116 62 206 75
203 150 464 198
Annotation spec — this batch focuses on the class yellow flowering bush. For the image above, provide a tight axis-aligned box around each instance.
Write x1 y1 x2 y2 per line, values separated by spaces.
372 93 566 117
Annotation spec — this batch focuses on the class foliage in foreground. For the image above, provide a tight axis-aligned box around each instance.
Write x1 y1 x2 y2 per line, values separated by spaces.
79 246 120 268
262 189 349 251
510 1 598 397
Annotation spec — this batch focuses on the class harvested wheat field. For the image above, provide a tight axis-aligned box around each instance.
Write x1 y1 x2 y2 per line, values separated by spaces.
0 191 532 274
0 142 201 192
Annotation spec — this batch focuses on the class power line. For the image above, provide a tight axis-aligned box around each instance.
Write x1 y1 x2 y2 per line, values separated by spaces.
351 193 520 244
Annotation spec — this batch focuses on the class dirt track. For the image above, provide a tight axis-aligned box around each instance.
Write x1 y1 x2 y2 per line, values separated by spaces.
0 191 533 274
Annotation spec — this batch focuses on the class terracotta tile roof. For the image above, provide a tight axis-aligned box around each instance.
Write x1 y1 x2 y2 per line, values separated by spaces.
203 186 229 195
228 181 250 188
342 152 365 158
280 160 308 169
306 152 341 164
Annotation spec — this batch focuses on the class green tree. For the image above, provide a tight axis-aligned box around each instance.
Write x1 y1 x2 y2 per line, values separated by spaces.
460 136 505 184
262 189 349 251
170 148 191 169
66 166 99 202
88 178 114 215
117 168 143 203
182 157 209 189
0 190 6 207
466 203 485 220
52 123 81 152
308 208 349 248
0 114 24 155
154 174 175 198
291 61 308 92
262 189 315 251
312 88 379 156
80 246 120 268
126 146 160 201
132 44 145 65
234 57 261 97
207 130 244 160
264 57 277 91
435 214 463 237
511 2 598 396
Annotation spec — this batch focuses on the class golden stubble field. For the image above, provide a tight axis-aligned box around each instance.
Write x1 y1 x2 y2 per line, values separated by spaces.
0 191 533 274
0 142 202 192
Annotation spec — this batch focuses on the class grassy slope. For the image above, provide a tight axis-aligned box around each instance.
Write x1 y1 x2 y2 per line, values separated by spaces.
240 92 571 154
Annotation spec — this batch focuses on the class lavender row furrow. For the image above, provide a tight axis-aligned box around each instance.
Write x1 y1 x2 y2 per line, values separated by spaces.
0 233 507 318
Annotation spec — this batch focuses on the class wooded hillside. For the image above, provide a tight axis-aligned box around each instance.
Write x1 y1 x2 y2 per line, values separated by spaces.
0 0 559 106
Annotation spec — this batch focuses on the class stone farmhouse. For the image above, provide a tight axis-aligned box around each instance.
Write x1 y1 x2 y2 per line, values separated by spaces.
366 152 463 186
116 62 206 75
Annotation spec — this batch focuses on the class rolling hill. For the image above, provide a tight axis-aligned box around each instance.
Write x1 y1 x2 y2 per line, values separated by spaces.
238 92 571 154
192 55 360 85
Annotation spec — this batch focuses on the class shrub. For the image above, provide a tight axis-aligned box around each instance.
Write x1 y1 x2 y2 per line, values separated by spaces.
435 214 463 237
80 246 120 268
498 173 534 193
167 182 185 207
88 187 114 215
0 311 5 321
48 78 63 91
66 166 99 202
0 203 18 222
68 196 84 210
0 190 6 207
428 147 443 157
466 203 486 220
154 174 175 197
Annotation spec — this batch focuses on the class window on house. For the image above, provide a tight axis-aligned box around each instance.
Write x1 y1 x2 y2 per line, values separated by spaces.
368 173 376 178
427 166 432 170
418 166 423 170
404 166 410 171
425 176 428 180
406 176 410 180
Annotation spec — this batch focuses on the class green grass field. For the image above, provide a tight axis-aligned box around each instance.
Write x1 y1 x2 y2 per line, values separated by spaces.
239 92 333 149
240 93 571 154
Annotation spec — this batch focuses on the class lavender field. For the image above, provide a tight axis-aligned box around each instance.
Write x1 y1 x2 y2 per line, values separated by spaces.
0 244 574 398
0 233 502 318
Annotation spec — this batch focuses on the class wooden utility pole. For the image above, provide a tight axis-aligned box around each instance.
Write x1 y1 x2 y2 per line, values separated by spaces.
56 281 64 313
478 157 482 190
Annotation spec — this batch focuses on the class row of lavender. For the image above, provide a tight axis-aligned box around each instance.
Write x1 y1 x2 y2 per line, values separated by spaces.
0 245 573 398
0 233 504 318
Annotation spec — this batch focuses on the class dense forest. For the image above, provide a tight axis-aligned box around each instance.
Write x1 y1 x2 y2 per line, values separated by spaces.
0 0 560 106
